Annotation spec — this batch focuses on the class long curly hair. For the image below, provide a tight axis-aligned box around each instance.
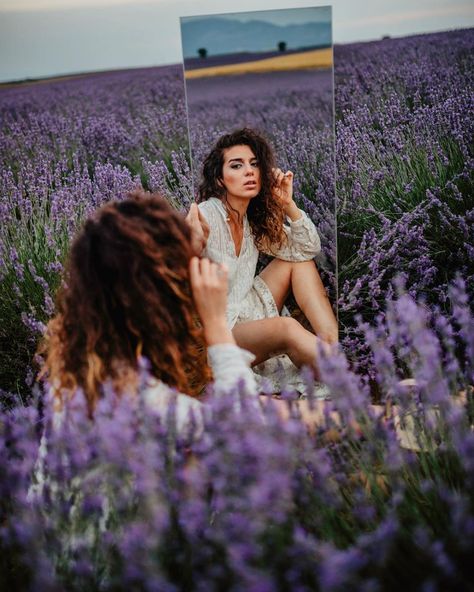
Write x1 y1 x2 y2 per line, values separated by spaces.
41 190 211 416
197 128 287 251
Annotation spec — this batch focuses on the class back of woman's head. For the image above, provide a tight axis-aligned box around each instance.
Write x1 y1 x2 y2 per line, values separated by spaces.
198 128 286 250
43 190 209 415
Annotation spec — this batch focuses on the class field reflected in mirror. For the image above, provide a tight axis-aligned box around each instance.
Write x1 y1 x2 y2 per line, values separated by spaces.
180 7 336 306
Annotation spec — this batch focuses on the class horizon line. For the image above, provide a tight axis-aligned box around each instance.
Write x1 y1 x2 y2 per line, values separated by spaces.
0 25 471 86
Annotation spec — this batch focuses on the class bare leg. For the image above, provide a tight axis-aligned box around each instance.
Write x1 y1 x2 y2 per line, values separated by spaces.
259 259 338 344
232 316 321 374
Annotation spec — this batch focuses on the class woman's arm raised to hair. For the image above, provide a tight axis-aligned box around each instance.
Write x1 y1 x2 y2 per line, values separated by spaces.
261 168 321 261
189 257 257 396
144 257 257 437
189 257 233 345
261 211 321 261
185 203 210 255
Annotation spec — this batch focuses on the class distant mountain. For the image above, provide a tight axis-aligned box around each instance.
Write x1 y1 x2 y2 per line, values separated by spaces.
181 17 331 58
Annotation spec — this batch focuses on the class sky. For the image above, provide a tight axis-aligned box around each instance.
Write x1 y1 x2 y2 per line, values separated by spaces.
183 6 331 25
181 7 332 58
0 0 473 82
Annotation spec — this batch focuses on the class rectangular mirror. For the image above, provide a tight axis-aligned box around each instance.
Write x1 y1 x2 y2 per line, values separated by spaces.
180 7 336 394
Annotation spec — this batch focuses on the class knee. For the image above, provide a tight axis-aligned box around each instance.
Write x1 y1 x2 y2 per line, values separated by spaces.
289 259 317 280
272 258 294 276
292 259 316 268
320 329 338 345
276 259 315 270
273 258 294 267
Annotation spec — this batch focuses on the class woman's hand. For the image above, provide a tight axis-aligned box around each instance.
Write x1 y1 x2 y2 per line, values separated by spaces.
272 167 294 208
185 203 210 255
189 257 235 346
272 168 301 221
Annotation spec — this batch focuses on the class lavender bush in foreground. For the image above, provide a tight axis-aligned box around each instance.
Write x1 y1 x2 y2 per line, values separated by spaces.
1 280 473 591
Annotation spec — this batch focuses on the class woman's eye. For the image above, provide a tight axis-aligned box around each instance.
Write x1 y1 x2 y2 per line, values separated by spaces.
251 161 259 168
230 164 242 169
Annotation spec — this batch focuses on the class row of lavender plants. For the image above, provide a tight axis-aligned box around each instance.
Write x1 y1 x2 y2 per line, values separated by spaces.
334 29 474 376
0 62 336 400
2 281 473 590
0 66 188 399
2 30 473 398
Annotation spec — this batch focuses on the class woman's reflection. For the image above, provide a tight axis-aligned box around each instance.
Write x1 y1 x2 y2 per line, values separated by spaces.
187 127 337 394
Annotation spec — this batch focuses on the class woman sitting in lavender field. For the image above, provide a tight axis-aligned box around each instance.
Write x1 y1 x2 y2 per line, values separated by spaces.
40 191 257 433
188 128 337 394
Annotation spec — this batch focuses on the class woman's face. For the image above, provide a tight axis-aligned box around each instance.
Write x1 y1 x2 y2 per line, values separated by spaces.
219 144 261 200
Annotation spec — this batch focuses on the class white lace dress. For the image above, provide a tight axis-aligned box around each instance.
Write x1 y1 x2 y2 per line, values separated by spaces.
198 197 326 395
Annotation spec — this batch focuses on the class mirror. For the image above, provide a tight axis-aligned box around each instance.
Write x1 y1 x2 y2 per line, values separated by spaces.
180 7 336 394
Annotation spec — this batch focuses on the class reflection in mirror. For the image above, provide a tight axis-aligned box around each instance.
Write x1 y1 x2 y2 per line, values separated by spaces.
180 7 336 395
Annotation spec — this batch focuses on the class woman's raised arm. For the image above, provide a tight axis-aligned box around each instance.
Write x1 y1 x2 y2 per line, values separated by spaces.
189 256 257 396
261 168 321 260
185 203 210 255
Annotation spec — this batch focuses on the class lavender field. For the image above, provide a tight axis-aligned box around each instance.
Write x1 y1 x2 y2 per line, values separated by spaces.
0 66 189 398
183 66 336 294
0 61 337 399
1 29 474 589
2 283 474 590
1 29 472 396
335 29 474 377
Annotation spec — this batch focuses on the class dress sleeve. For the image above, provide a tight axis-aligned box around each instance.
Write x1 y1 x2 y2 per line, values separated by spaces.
143 344 259 436
260 209 321 261
207 343 260 415
142 381 204 437
207 343 257 396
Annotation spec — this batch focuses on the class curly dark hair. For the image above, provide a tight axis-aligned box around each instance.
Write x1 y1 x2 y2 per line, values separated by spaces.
41 190 210 416
197 128 286 251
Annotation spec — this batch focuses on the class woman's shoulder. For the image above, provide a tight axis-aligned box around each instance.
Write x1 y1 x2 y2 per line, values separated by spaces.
198 198 227 226
142 378 203 434
198 197 224 214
